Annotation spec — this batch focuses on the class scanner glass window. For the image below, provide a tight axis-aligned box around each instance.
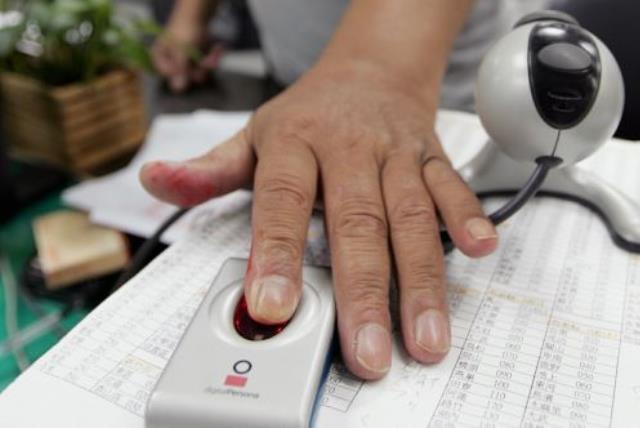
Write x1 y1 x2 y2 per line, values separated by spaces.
233 296 291 341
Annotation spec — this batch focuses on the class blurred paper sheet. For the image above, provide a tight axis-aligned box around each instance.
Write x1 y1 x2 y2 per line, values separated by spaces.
62 111 251 243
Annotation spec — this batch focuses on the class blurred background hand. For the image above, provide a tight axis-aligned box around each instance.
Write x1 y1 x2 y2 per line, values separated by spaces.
151 19 224 93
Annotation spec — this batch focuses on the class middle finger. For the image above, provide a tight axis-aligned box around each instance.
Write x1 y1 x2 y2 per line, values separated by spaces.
322 148 392 380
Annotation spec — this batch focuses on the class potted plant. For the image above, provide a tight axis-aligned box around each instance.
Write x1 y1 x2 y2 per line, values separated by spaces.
0 0 158 174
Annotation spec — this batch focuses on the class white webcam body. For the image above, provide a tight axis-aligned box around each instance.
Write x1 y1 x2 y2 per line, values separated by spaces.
476 19 625 165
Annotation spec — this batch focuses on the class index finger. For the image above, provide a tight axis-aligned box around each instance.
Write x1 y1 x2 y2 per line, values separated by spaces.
244 139 318 324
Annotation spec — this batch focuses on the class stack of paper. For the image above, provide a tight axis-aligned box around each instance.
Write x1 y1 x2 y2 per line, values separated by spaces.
62 111 253 243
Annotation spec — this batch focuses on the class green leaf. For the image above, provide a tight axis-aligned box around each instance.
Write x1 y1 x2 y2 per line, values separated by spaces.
1 0 170 84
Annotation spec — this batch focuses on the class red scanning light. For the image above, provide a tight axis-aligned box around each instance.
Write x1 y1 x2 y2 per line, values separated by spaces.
233 296 290 341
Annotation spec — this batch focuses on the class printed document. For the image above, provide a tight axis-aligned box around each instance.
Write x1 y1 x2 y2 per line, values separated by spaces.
1 111 639 427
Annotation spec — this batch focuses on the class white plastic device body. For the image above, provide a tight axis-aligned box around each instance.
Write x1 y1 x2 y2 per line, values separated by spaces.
469 12 640 251
476 22 625 164
145 258 335 428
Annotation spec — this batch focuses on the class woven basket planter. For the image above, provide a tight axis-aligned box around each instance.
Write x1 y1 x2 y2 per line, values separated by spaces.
1 69 147 175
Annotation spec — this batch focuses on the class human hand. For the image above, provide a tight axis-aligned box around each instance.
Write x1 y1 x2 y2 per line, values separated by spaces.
140 62 498 379
151 19 222 93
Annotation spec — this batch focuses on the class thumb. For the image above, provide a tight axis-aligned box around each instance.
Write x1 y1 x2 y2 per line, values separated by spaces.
140 129 255 207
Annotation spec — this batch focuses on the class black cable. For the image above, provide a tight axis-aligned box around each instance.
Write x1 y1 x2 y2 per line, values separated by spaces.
488 156 563 224
112 208 191 293
441 156 563 251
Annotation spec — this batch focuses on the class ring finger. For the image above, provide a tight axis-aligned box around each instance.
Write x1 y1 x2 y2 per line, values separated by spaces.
382 147 450 363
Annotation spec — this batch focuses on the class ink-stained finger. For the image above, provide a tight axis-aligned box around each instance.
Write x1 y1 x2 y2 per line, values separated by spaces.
140 129 255 207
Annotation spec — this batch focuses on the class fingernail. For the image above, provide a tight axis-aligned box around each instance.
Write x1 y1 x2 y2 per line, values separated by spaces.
415 309 450 354
251 275 298 322
355 323 391 374
466 218 498 241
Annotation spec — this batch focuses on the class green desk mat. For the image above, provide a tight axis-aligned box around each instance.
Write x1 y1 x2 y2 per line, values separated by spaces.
0 193 87 391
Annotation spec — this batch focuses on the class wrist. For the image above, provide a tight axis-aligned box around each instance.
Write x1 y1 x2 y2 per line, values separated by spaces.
310 57 441 113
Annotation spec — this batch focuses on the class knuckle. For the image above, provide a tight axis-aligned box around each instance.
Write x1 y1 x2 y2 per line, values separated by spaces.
447 198 483 220
341 136 369 153
260 232 303 268
424 159 458 189
385 139 426 160
343 271 389 313
272 115 319 146
331 128 390 159
351 132 390 152
257 174 311 209
333 198 388 240
401 261 446 304
408 285 447 309
405 259 444 291
390 198 436 235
